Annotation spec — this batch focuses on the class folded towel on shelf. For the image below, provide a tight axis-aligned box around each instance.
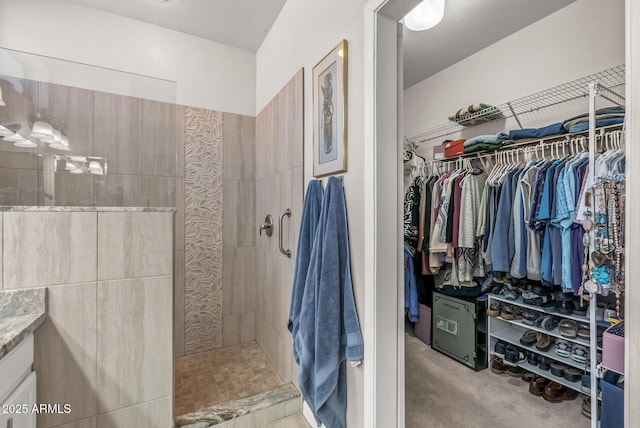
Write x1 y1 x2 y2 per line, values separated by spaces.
562 106 625 131
463 141 510 154
568 116 625 133
508 122 567 140
288 179 324 364
463 133 510 147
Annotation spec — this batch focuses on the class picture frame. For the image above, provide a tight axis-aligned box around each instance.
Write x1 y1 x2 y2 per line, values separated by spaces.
313 39 347 177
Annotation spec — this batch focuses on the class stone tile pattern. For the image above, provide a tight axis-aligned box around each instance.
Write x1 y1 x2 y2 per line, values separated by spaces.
184 108 224 354
255 70 304 385
1 211 174 428
175 341 284 417
222 113 257 348
176 383 300 428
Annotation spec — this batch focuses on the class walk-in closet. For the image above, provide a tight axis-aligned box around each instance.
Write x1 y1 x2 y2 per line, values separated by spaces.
400 1 625 426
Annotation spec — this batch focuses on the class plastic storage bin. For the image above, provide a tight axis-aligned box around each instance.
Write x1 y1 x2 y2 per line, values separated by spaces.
602 322 624 374
414 304 431 345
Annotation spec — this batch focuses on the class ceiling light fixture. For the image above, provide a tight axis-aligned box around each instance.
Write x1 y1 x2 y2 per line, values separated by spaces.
31 121 54 139
404 0 446 31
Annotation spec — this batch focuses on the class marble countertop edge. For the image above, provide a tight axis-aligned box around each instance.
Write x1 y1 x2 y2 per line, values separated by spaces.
0 206 176 212
0 312 46 360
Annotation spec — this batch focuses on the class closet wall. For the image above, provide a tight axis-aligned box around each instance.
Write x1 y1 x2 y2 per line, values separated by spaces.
403 0 624 156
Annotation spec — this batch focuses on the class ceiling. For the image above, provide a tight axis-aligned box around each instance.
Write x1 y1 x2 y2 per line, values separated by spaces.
67 0 287 52
65 0 575 87
403 0 576 88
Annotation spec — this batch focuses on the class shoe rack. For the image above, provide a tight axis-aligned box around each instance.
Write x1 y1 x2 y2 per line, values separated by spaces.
487 294 598 396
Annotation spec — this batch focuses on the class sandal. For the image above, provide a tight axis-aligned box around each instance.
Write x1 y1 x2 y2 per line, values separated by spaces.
577 323 590 339
559 319 578 338
571 344 589 364
521 371 535 383
522 311 539 326
501 305 516 320
535 333 555 352
519 329 538 347
490 356 506 374
541 315 559 331
563 367 583 383
487 302 501 317
555 339 573 358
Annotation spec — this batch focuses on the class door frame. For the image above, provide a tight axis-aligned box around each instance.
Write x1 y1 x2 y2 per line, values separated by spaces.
364 0 639 426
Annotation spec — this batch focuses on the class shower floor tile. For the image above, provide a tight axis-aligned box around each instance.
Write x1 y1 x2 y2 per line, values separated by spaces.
175 341 284 416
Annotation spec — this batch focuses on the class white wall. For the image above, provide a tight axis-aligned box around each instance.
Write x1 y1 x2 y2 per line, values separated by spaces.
0 0 256 115
256 0 366 426
404 0 625 158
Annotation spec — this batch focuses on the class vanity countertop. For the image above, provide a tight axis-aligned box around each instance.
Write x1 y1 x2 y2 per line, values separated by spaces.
0 206 176 212
0 288 47 360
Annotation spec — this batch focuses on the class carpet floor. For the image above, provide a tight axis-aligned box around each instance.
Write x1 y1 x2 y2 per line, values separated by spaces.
405 334 589 428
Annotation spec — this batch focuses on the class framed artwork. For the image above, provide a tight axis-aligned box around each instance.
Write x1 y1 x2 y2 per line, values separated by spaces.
313 39 347 177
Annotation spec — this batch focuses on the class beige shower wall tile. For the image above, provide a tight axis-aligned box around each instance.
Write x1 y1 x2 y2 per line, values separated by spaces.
51 416 97 428
223 247 256 315
0 168 40 206
96 397 171 428
93 92 143 175
223 113 255 181
39 82 95 156
34 282 97 428
54 172 94 206
256 178 271 251
3 212 97 288
93 173 144 207
174 250 185 325
142 175 176 207
223 180 255 248
175 177 185 251
142 99 177 177
279 70 304 172
97 211 173 280
174 323 185 358
97 276 173 412
176 105 186 178
0 213 2 289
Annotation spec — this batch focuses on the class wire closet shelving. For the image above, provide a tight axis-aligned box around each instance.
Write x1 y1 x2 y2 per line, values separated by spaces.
406 64 625 144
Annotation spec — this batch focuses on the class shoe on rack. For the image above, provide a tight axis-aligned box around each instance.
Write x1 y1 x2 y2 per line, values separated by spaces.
487 302 501 317
535 333 555 352
543 381 579 402
540 315 559 331
538 356 552 371
582 396 591 418
507 365 525 377
490 356 507 374
519 329 538 347
494 340 507 355
529 375 550 396
559 319 578 338
527 351 539 366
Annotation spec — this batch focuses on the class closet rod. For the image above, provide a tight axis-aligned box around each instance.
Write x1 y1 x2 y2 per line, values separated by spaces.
416 123 623 166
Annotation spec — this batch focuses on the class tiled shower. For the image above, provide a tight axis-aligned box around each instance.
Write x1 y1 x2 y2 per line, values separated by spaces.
0 50 304 426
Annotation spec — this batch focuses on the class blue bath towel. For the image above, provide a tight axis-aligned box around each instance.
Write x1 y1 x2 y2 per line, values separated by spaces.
296 176 364 428
288 179 324 364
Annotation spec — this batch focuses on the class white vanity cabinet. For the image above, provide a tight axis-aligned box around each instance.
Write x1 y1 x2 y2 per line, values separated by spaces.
0 335 36 428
